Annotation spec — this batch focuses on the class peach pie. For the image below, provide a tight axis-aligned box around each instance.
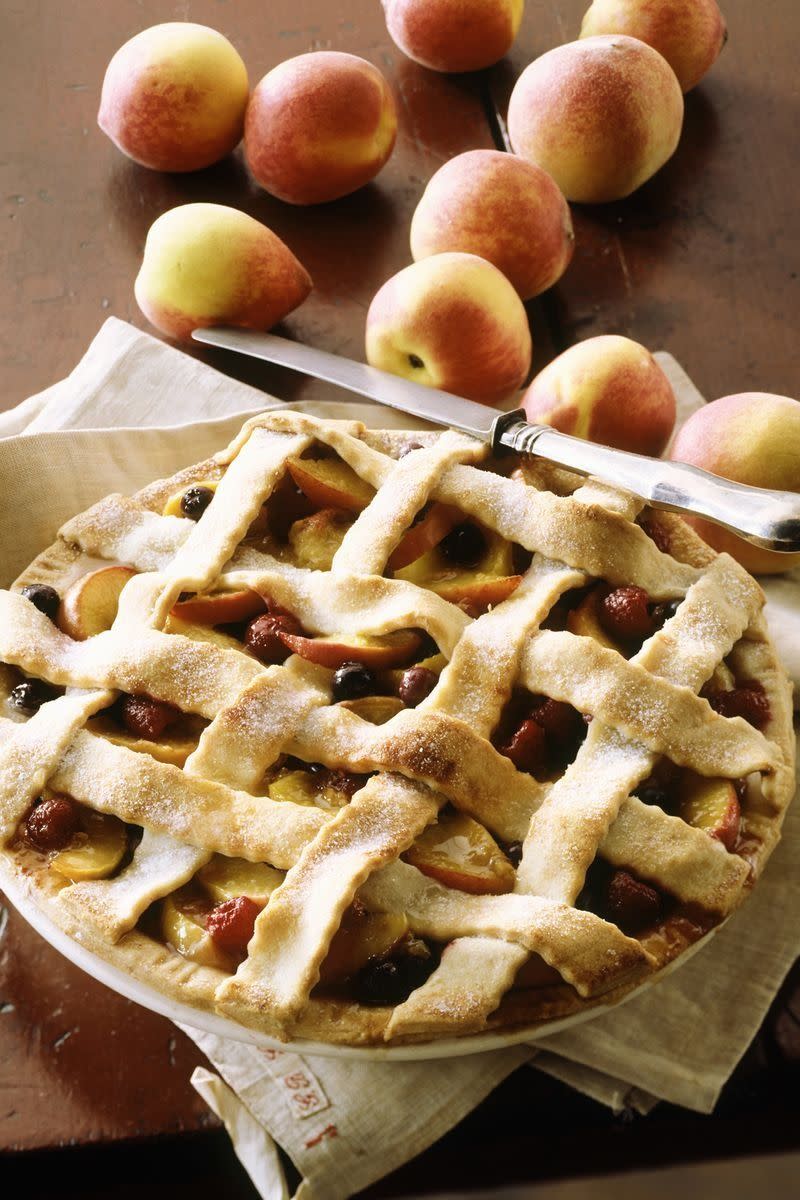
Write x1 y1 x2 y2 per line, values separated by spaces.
0 410 794 1046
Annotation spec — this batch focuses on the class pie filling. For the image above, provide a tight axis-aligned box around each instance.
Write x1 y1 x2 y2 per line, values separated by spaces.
0 420 790 1040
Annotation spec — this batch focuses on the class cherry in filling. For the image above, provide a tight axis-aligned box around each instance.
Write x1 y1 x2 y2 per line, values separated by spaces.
25 794 80 852
117 694 182 740
495 693 585 776
703 678 770 730
578 860 666 937
206 896 262 957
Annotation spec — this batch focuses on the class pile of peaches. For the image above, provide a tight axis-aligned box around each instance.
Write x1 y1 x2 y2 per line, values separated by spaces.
98 0 799 576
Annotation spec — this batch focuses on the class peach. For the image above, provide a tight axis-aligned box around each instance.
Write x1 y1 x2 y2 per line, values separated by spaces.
678 776 740 852
134 203 312 341
98 23 249 172
279 629 422 669
410 150 574 300
522 335 676 455
670 392 800 574
383 0 524 73
244 52 397 205
580 0 727 93
507 35 684 203
366 252 532 406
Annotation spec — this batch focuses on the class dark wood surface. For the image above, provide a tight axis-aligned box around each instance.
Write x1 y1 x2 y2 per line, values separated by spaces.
2 0 800 1194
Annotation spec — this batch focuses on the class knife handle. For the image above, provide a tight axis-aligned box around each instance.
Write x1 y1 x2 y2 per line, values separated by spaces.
493 411 800 555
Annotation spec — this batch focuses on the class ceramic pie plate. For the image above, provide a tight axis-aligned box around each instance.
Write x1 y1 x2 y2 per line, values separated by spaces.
0 861 721 1060
0 397 790 1060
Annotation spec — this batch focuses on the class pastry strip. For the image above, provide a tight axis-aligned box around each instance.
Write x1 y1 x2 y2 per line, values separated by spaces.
218 774 440 1031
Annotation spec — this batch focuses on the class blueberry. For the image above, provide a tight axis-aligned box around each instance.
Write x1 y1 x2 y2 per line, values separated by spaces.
439 522 486 568
650 599 681 626
505 841 523 867
10 680 56 714
398 666 437 707
180 485 215 520
332 661 376 702
635 784 673 811
20 584 60 622
354 952 437 1007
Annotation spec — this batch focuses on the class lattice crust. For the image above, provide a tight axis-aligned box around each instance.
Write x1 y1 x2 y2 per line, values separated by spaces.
0 409 794 1049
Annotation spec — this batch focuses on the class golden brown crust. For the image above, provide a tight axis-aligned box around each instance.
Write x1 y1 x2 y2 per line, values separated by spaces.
0 417 794 1050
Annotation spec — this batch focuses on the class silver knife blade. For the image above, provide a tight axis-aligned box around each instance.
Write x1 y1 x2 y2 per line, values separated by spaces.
192 326 499 442
191 326 800 553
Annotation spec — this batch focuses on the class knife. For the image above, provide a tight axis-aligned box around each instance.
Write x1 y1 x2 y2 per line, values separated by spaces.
192 327 800 554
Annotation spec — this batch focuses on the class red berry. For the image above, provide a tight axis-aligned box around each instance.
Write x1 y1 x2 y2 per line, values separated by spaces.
500 718 547 774
245 612 302 664
119 694 180 740
206 896 262 956
25 795 80 852
600 586 654 643
708 682 770 730
640 517 672 555
532 698 581 745
398 667 438 707
604 869 662 935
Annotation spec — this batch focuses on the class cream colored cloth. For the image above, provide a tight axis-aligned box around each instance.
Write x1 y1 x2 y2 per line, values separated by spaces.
1 319 798 1200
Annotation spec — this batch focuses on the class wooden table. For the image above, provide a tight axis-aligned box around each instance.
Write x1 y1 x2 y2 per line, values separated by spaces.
2 1 799 1195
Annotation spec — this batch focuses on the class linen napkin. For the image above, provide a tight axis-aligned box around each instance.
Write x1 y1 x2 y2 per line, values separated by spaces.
1 318 797 1200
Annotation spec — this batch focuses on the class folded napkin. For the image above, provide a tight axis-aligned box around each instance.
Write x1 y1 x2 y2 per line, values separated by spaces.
2 319 798 1200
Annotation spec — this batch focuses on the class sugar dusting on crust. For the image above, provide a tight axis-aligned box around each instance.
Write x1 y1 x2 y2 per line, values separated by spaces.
0 409 793 1046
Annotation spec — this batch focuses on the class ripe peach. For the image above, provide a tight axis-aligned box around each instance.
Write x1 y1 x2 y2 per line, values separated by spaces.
244 52 397 205
365 252 532 407
383 0 524 73
670 393 800 574
507 35 684 203
580 0 727 93
522 335 676 455
410 150 574 300
98 23 249 172
134 203 312 341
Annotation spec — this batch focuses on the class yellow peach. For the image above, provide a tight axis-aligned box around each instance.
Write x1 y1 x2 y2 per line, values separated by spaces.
134 203 312 341
580 0 727 93
244 52 397 205
507 35 684 203
366 252 532 407
522 335 676 455
383 0 524 73
98 23 249 172
670 392 800 574
410 150 574 300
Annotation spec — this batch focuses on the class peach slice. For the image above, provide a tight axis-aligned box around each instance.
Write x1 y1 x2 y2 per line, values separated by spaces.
433 574 522 614
58 565 136 640
387 504 461 572
50 810 128 882
288 508 352 570
161 892 230 970
678 776 741 852
268 770 352 811
405 811 516 895
170 589 266 626
85 716 199 768
279 628 422 670
339 695 405 724
566 589 621 651
319 904 410 983
162 479 218 518
164 615 244 652
287 457 375 513
197 855 284 907
394 526 520 612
